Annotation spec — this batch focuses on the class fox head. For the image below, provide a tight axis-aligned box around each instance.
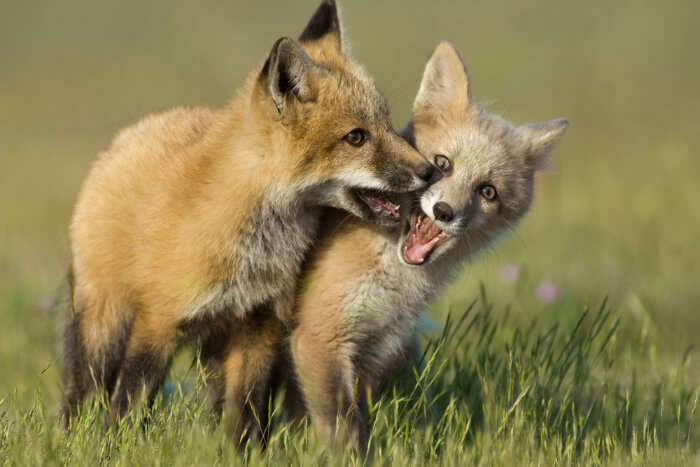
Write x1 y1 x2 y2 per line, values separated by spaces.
252 0 434 225
398 42 569 265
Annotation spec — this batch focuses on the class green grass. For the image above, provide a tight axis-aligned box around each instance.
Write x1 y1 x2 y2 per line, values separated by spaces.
2 293 698 465
2 0 699 464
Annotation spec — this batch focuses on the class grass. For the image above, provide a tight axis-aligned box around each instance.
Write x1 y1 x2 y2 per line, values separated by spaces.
2 0 699 464
1 292 698 465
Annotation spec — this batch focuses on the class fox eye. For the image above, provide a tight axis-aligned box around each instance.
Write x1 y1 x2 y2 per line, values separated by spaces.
344 129 367 147
434 154 452 173
479 185 498 201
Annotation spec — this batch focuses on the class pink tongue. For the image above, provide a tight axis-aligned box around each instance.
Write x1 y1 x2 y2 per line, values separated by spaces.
404 229 442 265
404 239 436 265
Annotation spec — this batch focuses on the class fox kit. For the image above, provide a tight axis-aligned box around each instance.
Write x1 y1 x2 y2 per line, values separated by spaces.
61 0 433 442
289 42 569 450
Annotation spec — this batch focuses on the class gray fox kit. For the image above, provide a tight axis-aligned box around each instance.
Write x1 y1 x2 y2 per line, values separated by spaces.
289 41 569 451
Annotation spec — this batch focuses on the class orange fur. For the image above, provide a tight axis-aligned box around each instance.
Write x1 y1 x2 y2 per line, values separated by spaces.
60 1 432 443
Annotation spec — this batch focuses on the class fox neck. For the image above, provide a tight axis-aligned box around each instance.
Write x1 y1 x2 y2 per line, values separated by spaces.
177 100 324 322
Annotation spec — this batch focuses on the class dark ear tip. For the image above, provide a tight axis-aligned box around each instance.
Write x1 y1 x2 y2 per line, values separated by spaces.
261 37 294 79
266 37 286 62
318 0 338 12
299 0 340 43
272 37 295 52
269 37 302 60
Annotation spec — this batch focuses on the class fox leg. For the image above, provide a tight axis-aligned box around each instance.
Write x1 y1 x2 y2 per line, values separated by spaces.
205 306 286 448
108 311 177 422
291 321 368 453
200 330 228 419
268 290 307 426
60 310 91 428
60 296 133 428
270 348 307 427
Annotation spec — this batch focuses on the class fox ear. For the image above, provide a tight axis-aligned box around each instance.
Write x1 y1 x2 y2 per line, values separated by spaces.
519 118 569 171
299 0 344 53
260 37 318 118
413 41 472 120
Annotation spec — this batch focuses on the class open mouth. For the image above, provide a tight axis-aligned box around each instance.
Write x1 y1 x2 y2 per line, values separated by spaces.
401 208 451 265
353 188 401 223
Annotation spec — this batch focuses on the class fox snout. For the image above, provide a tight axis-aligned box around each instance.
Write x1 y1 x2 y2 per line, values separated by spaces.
432 202 454 223
419 187 473 236
378 134 435 192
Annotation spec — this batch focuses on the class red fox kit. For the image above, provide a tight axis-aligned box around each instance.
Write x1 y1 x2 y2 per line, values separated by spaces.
289 42 569 450
61 0 433 442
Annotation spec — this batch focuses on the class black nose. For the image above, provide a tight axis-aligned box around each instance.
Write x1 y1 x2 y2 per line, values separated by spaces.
416 163 436 182
433 202 454 223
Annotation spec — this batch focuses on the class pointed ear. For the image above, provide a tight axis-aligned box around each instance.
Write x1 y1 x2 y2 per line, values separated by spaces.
299 0 344 53
259 37 319 118
519 118 569 171
413 41 472 120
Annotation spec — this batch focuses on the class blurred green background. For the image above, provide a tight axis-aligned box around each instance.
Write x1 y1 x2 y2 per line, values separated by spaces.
1 0 699 405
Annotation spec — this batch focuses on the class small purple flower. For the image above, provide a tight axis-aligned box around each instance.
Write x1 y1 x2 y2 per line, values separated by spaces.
499 264 521 285
536 281 560 304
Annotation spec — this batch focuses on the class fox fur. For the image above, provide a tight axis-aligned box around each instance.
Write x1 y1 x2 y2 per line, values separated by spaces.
288 42 569 451
60 0 432 445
